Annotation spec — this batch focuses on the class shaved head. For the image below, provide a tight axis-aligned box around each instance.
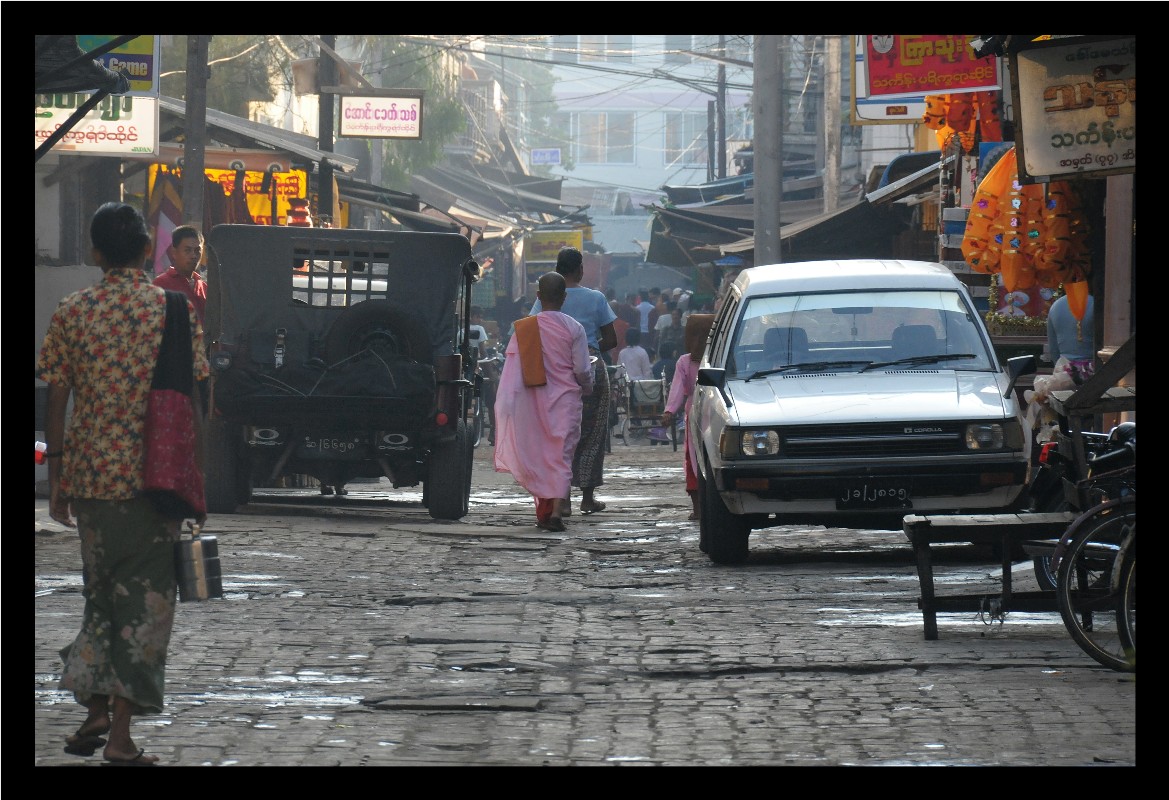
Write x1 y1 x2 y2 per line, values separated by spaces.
537 271 567 310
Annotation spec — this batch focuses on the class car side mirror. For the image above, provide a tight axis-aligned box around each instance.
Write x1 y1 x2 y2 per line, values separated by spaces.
1004 354 1037 398
697 367 732 406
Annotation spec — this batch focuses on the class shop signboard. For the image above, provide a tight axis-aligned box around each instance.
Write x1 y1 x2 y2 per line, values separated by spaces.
76 35 161 97
531 148 562 165
1009 35 1135 182
863 35 1000 99
338 91 423 139
852 36 925 124
525 229 584 283
34 94 159 156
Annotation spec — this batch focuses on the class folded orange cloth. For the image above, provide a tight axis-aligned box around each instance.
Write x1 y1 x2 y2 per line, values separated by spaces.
514 315 547 387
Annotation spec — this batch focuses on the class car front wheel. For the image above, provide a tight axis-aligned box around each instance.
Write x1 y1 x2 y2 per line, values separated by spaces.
700 453 751 565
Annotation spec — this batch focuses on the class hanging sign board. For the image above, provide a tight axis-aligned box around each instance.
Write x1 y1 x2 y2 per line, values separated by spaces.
337 90 423 139
852 36 926 124
863 35 1000 99
34 94 158 155
76 35 161 98
1010 35 1135 183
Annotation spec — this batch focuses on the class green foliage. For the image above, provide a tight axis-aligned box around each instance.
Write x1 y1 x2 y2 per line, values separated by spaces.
161 35 283 117
482 39 572 173
356 36 467 187
159 35 468 186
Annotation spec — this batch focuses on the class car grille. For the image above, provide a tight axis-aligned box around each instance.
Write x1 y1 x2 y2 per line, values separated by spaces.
780 422 967 458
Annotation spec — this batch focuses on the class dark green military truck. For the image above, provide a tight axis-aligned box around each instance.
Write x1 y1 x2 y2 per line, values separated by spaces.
202 225 481 519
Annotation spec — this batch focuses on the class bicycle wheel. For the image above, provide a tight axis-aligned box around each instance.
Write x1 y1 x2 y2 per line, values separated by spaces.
1055 498 1136 672
1116 539 1136 669
466 394 483 448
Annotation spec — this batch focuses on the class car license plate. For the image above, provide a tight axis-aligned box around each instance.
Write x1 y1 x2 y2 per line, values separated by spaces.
836 481 912 510
303 436 365 458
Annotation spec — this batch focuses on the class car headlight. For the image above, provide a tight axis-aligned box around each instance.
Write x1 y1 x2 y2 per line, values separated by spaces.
965 420 1024 450
720 428 780 457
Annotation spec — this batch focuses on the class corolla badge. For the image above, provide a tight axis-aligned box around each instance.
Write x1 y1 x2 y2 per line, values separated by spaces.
905 426 943 434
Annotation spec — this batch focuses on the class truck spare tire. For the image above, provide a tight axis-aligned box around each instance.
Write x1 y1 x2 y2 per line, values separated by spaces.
324 300 430 365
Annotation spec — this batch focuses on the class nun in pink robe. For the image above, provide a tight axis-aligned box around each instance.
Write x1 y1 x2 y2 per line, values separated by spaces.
494 275 594 531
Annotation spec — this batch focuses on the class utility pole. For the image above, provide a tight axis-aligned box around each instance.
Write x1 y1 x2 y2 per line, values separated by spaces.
717 35 727 179
823 35 841 213
318 34 336 226
754 35 782 265
182 35 210 230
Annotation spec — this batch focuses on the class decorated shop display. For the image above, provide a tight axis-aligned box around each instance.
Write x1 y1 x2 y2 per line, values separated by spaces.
961 145 1092 333
921 92 1003 153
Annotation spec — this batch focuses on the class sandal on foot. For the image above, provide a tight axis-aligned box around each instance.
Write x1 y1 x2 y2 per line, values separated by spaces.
64 734 107 756
580 500 607 514
103 748 158 767
536 517 566 532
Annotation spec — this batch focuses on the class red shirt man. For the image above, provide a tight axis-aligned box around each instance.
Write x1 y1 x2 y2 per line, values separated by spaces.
153 224 207 324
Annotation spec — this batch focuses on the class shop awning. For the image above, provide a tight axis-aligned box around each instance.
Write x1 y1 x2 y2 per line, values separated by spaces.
158 96 359 174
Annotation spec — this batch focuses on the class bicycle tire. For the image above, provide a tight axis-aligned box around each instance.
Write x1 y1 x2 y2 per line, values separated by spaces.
1055 497 1136 672
1116 538 1136 669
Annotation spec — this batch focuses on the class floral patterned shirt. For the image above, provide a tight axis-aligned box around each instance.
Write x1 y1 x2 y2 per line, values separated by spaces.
36 268 211 500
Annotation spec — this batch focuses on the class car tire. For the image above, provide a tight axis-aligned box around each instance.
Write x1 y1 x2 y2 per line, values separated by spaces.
426 419 471 520
204 415 252 513
324 300 430 364
700 452 751 565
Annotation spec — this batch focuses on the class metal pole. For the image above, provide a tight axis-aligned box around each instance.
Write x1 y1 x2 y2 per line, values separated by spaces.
318 35 336 226
182 35 210 231
717 35 727 180
754 35 782 265
823 35 842 213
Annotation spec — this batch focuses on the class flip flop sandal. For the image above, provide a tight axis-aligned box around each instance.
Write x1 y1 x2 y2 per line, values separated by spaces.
103 748 158 766
64 734 107 756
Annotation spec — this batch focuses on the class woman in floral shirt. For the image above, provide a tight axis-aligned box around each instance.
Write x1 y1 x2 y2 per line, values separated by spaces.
37 203 210 766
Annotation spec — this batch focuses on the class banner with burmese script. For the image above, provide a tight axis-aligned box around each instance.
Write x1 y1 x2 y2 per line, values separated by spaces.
863 35 1001 99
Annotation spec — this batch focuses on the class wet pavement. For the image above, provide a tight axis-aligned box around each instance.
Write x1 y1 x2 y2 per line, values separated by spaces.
35 438 1136 766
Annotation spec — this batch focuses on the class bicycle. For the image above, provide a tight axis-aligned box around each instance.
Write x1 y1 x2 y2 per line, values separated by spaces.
1051 464 1136 672
468 347 503 449
608 363 629 447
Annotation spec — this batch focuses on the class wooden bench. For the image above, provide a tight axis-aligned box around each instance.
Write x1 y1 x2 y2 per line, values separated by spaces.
902 511 1076 640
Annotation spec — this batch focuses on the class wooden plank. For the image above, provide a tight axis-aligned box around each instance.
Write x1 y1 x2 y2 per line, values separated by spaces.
903 512 1075 545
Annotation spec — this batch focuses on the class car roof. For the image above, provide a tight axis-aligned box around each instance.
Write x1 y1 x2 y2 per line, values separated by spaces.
734 259 963 295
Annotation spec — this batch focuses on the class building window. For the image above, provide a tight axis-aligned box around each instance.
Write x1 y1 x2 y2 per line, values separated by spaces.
664 34 692 65
609 35 633 64
551 35 634 65
550 35 578 63
664 112 708 167
576 111 635 164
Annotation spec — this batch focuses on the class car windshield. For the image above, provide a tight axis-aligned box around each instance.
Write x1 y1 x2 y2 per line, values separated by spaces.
726 289 994 379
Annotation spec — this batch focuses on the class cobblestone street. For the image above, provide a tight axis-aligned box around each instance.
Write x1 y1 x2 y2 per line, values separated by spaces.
35 441 1136 766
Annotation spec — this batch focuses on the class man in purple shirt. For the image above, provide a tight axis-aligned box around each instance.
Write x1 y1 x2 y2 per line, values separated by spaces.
152 225 207 324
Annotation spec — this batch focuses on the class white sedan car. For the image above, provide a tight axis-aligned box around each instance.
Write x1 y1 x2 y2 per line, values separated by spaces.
692 259 1036 564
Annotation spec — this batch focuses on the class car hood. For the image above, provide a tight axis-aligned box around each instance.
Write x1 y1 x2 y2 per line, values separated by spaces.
726 369 1013 425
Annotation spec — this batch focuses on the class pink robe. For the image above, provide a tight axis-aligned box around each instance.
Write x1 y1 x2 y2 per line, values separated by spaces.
665 353 700 488
494 311 594 500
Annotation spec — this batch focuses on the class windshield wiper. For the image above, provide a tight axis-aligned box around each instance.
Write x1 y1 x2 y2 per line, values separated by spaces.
860 353 977 372
746 360 872 380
